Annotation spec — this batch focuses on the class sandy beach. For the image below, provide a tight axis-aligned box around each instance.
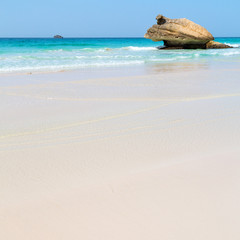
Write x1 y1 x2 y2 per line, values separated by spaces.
1 61 240 239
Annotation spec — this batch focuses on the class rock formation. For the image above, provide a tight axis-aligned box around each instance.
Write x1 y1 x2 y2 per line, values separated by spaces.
145 15 232 49
54 35 63 39
206 41 232 49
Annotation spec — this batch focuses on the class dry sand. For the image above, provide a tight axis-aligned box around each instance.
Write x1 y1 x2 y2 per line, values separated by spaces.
0 63 240 239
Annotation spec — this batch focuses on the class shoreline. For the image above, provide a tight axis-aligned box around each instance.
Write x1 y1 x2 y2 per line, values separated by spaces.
0 37 239 77
0 51 239 77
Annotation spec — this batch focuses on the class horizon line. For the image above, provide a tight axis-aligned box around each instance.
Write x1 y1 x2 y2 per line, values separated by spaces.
0 36 239 39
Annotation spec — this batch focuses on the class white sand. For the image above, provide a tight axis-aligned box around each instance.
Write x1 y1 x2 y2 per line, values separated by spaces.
0 63 240 239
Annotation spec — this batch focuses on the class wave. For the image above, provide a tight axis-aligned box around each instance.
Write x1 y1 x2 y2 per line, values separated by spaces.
45 48 99 53
224 43 240 48
147 56 190 62
0 60 145 73
43 46 158 53
221 51 240 56
1 39 240 74
46 49 64 53
121 46 158 51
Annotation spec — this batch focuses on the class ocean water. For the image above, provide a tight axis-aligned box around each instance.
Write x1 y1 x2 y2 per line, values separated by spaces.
0 37 239 73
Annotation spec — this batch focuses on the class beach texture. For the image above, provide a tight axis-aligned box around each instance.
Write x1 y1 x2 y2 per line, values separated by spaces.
0 60 240 239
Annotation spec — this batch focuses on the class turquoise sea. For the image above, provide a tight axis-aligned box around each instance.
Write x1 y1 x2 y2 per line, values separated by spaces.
0 37 239 73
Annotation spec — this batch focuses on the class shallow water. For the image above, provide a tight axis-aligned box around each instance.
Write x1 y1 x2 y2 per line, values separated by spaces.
0 37 239 73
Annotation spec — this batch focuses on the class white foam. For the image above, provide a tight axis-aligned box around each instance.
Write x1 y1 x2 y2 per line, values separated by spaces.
75 56 86 59
225 43 240 48
121 46 157 51
148 56 190 62
221 51 240 56
0 60 145 73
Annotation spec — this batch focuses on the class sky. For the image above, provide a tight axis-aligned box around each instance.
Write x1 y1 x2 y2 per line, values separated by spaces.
0 0 239 37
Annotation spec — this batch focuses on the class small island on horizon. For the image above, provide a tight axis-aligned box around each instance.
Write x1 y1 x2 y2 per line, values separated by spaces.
54 35 63 39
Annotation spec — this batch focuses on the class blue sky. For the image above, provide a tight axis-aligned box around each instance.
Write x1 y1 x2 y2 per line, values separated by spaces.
0 0 239 37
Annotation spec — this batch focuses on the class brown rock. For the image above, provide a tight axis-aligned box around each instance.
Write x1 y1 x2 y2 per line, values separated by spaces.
145 15 233 49
145 15 214 49
158 40 232 50
206 41 232 49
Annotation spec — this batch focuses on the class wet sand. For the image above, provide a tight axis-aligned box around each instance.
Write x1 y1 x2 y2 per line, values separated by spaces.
1 62 240 239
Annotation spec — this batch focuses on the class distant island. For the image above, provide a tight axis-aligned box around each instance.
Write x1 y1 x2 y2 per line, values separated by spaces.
54 35 63 39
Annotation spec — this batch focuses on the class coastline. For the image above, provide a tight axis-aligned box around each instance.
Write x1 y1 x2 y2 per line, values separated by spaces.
0 37 239 75
1 60 240 239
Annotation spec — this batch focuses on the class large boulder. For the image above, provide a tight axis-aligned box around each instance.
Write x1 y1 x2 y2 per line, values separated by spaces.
145 15 231 49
